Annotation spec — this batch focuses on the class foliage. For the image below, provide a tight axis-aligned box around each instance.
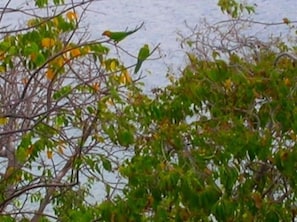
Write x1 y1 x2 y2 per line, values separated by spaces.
0 0 146 221
107 14 297 222
217 0 255 18
0 0 297 221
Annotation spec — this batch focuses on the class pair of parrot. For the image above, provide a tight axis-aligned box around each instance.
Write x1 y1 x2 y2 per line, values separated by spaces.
102 22 150 74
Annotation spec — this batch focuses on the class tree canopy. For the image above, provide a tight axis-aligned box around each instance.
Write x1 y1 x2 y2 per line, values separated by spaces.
0 0 296 221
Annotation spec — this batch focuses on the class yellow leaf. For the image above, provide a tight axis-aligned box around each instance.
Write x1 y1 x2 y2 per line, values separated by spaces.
82 46 91 54
53 56 64 67
46 69 55 80
119 72 126 84
70 48 81 57
0 65 5 73
41 38 55 48
94 134 104 143
106 98 114 106
27 18 37 27
119 70 132 85
66 11 78 21
110 60 117 71
223 78 233 90
284 77 291 86
47 150 53 159
52 17 59 27
124 70 132 84
4 166 15 179
0 117 8 125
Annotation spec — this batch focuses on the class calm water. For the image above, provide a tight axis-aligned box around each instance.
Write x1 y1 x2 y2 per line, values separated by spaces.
1 0 296 89
86 0 297 89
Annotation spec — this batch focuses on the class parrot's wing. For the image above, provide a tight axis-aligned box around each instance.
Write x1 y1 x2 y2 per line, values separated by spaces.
134 44 150 74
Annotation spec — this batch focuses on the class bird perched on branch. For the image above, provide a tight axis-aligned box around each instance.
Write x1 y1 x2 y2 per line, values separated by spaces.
134 44 150 74
102 22 144 43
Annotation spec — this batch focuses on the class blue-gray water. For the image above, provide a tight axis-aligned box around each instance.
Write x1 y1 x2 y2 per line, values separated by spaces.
1 0 296 89
86 0 297 89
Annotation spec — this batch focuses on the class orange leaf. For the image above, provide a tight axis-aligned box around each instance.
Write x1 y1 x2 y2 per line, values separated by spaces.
283 77 291 86
22 77 28 85
25 145 34 157
0 51 5 60
47 150 53 159
251 192 262 209
70 48 81 57
92 82 100 92
46 69 55 80
66 11 77 21
30 53 37 61
41 38 55 48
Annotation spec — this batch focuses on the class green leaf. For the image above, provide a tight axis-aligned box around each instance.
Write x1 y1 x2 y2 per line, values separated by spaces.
24 42 39 56
53 85 72 100
19 133 32 148
35 0 48 7
90 43 109 54
0 215 15 222
100 155 112 172
117 130 134 147
0 40 11 51
35 53 46 66
53 0 64 5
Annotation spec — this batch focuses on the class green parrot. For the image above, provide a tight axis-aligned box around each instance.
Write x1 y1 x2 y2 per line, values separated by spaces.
134 44 150 74
102 22 144 43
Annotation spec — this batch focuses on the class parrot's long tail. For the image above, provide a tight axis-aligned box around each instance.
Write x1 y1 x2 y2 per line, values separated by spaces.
127 22 144 35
